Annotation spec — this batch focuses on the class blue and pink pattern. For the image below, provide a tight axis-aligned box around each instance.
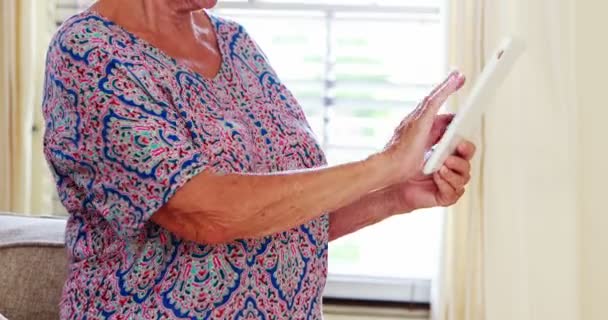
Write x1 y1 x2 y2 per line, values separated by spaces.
43 10 328 320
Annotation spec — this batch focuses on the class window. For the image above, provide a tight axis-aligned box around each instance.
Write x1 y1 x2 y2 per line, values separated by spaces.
52 0 446 303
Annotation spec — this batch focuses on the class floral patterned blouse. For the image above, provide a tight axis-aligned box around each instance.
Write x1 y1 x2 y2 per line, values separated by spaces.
43 10 329 320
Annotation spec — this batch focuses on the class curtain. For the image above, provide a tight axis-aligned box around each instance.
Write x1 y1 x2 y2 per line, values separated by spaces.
435 0 580 319
578 2 608 320
0 0 56 215
432 0 486 319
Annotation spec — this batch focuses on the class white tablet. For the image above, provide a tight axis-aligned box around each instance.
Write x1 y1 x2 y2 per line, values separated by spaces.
423 37 525 175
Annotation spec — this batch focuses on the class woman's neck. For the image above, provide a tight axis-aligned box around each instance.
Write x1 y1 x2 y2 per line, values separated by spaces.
93 0 215 36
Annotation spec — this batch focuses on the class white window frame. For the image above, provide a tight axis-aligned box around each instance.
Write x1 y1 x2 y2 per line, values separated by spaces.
216 0 439 14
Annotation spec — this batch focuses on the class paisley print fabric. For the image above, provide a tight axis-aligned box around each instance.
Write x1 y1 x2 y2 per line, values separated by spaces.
42 10 329 320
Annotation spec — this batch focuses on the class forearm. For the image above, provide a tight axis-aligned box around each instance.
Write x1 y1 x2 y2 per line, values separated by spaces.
328 187 409 241
155 154 395 244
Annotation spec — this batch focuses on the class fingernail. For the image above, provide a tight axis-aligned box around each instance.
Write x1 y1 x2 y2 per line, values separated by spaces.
441 166 448 174
456 78 465 90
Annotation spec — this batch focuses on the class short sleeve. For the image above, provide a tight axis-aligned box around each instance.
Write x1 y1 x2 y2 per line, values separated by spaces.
42 27 208 238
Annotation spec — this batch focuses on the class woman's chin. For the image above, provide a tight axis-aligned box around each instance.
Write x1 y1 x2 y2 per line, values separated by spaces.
199 0 219 9
202 0 218 9
178 0 218 10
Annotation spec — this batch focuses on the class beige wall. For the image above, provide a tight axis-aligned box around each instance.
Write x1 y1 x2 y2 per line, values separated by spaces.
482 0 581 319
577 1 608 319
479 0 608 319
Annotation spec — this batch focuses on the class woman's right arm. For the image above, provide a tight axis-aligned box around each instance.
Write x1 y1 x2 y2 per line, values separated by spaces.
152 71 465 244
154 153 391 244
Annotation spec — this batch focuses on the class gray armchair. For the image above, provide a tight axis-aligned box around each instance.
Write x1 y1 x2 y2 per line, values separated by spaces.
0 214 67 320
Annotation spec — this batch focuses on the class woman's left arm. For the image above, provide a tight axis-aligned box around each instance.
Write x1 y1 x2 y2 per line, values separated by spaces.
329 141 476 241
328 187 404 241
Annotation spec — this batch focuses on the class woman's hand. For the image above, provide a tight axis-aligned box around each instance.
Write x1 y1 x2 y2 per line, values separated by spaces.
389 141 476 212
327 116 475 241
380 70 466 184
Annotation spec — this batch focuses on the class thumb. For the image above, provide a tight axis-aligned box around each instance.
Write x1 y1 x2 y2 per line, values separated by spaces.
426 114 455 149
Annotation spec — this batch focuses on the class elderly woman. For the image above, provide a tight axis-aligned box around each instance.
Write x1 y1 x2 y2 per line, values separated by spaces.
42 0 473 318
